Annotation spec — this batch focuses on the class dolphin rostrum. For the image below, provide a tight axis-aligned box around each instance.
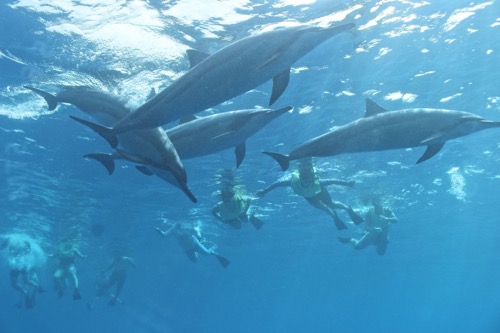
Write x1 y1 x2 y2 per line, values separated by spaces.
264 98 500 171
72 23 355 148
24 85 197 203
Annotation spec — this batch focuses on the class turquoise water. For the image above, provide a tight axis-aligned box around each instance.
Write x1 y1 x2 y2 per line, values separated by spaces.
1 1 499 332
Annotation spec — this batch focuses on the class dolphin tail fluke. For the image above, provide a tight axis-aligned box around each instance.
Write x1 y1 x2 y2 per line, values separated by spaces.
215 254 230 268
262 151 290 171
84 153 116 175
70 115 119 148
24 85 58 110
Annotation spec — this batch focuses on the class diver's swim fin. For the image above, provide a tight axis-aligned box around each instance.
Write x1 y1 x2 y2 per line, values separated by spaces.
73 288 82 300
216 255 230 268
347 207 364 225
332 211 348 230
249 215 264 230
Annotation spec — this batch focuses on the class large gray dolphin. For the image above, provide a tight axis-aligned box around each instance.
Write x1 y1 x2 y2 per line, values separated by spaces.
166 106 293 167
71 22 355 148
264 98 500 170
24 85 197 203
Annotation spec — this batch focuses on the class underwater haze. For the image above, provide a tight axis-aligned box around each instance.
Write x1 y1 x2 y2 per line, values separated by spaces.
1 1 499 332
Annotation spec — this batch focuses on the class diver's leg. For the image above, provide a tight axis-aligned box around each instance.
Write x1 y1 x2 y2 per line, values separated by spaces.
351 231 376 250
192 237 213 256
305 195 347 230
330 200 364 225
69 265 81 300
109 276 126 306
53 268 65 297
185 250 198 263
10 270 27 294
225 219 242 229
376 228 390 256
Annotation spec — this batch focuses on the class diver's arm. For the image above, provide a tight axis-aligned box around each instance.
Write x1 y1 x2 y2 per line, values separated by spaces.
321 179 355 188
381 208 398 223
211 205 221 219
75 248 86 258
155 226 174 237
255 180 290 198
124 256 137 268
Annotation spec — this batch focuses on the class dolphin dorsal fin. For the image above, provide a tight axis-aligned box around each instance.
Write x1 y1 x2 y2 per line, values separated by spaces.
365 98 389 117
146 87 156 100
186 49 211 69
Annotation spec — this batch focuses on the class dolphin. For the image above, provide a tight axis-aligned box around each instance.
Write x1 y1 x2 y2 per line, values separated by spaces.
73 106 293 175
264 98 500 170
166 106 293 167
24 85 197 203
71 22 355 148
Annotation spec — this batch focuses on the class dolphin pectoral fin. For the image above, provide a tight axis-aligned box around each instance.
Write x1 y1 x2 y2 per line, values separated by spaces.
417 143 445 164
186 49 211 69
136 165 154 176
235 142 246 168
83 153 116 175
269 68 290 106
262 151 290 171
24 85 59 111
69 115 118 148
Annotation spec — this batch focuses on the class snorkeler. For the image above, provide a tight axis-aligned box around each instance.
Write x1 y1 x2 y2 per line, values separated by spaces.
339 197 398 256
50 239 86 300
211 169 264 230
0 234 46 309
155 224 230 268
88 255 136 310
256 158 363 230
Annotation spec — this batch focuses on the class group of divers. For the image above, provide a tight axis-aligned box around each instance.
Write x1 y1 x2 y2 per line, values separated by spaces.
4 20 499 309
1 163 395 310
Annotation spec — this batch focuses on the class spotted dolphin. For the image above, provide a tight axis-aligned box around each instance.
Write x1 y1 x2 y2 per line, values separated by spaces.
264 98 500 170
24 85 197 203
71 22 355 148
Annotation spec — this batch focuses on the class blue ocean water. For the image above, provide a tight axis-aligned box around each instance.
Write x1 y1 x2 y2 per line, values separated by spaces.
1 0 499 332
